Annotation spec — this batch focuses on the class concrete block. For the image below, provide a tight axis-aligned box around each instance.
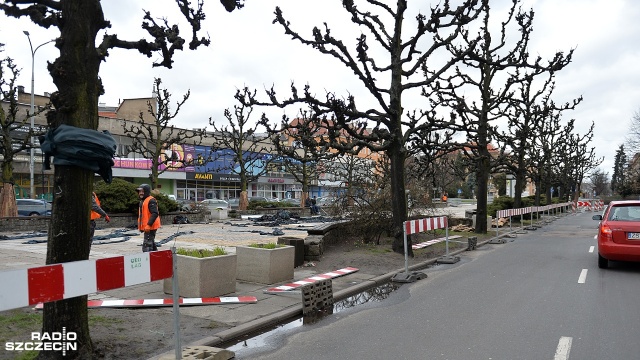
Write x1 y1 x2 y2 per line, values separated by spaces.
277 236 305 267
236 245 294 284
163 254 236 298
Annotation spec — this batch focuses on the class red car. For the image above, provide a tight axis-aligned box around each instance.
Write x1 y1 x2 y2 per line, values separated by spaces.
593 200 640 268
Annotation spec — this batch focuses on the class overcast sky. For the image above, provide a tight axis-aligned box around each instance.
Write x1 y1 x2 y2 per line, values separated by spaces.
1 0 639 175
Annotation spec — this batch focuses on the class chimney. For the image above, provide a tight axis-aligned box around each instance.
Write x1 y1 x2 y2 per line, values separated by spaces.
17 85 25 94
44 92 50 97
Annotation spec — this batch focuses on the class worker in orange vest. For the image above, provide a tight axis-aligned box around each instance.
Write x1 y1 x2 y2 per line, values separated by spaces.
136 184 161 252
90 192 110 245
441 193 448 203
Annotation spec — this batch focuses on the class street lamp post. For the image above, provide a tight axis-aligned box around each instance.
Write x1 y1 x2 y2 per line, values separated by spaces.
23 31 54 199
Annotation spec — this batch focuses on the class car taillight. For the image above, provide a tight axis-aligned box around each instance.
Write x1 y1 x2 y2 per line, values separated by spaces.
600 224 613 241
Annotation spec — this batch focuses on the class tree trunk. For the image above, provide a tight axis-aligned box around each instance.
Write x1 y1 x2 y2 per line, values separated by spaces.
239 171 248 210
389 139 409 255
475 157 489 234
38 1 105 358
239 191 249 210
0 182 18 217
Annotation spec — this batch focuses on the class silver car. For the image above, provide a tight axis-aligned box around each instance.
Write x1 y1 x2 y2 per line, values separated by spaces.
17 199 52 216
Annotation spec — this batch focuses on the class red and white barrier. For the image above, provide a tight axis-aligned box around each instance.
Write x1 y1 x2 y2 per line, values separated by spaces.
35 296 257 309
264 267 359 294
0 250 173 311
404 216 447 235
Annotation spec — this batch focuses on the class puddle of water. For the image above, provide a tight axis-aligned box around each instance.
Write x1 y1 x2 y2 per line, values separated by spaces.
224 282 400 352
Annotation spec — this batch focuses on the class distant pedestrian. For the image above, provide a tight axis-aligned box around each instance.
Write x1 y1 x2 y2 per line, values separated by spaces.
310 196 319 215
90 192 110 245
137 184 161 252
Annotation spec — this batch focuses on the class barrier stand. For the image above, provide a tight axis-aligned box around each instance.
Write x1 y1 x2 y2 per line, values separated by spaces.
171 246 181 360
391 226 427 283
392 217 454 283
438 221 460 264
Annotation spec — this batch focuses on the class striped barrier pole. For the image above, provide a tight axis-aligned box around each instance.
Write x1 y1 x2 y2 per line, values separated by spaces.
171 247 181 360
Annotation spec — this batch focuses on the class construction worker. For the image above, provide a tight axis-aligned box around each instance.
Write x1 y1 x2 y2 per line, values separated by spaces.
90 192 110 245
136 184 161 252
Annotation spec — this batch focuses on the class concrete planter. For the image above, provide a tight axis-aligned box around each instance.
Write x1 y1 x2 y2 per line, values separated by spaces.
208 208 228 220
236 245 294 284
163 253 236 298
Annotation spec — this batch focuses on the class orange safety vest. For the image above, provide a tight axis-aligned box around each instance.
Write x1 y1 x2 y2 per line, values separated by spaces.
90 192 102 220
138 196 161 231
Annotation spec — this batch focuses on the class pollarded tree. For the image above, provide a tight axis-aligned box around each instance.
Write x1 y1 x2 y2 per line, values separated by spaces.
0 54 48 216
430 0 575 232
123 77 205 190
246 0 485 254
209 87 273 210
0 1 243 357
269 111 331 208
564 122 603 201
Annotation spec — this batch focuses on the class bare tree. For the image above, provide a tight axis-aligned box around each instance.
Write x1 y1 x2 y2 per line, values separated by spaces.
624 111 640 154
588 168 610 197
432 0 575 232
0 55 47 216
266 112 330 207
0 1 242 357
123 77 205 190
245 0 485 254
208 87 272 210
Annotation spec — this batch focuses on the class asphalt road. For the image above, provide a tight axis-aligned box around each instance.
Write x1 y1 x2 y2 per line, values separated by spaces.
231 212 640 360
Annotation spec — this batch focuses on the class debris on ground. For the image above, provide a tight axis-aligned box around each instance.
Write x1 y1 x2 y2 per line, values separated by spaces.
491 217 509 228
450 224 474 232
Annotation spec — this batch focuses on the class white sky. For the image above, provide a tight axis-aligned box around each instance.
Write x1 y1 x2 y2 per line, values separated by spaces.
1 0 639 175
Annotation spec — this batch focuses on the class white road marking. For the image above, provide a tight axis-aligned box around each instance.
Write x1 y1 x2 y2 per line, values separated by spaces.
578 269 588 284
589 246 594 253
554 336 573 360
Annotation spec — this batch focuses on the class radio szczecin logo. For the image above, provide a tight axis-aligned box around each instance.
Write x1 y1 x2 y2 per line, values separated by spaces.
5 328 77 355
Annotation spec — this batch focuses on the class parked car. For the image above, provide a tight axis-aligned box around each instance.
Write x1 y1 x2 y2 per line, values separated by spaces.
199 199 229 209
17 199 52 216
177 199 195 212
281 198 301 207
317 197 336 206
227 198 240 209
592 200 640 268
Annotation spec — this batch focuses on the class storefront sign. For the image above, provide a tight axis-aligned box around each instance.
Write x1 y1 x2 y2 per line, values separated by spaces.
193 173 213 180
267 178 285 183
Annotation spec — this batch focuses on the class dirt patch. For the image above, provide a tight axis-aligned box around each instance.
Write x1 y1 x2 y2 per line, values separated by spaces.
0 231 487 359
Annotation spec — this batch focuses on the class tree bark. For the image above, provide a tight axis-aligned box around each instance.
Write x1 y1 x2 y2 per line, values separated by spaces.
38 1 106 358
0 183 18 217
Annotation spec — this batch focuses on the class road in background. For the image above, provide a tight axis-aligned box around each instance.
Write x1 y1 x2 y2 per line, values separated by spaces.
234 212 640 360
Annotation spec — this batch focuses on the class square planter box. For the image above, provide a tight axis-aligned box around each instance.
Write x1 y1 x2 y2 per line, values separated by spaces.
236 245 294 284
163 253 236 298
209 208 228 220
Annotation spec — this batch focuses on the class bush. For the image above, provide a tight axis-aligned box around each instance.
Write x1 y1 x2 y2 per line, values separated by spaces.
94 178 139 214
94 178 179 215
488 196 514 217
